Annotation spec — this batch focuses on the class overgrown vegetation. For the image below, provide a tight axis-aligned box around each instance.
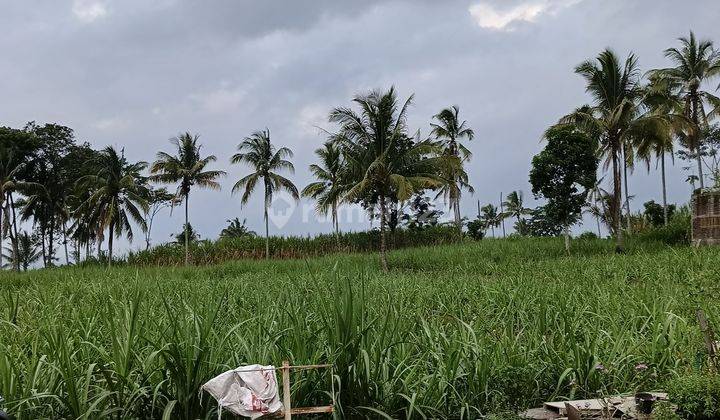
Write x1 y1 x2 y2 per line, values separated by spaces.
2 239 719 418
127 225 460 266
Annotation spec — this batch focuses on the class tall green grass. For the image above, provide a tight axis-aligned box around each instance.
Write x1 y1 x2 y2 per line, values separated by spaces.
126 226 460 266
1 238 719 418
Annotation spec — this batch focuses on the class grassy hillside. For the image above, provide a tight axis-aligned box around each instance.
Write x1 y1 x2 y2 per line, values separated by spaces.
1 238 719 418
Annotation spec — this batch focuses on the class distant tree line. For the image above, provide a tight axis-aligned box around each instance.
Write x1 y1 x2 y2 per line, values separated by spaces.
1 31 717 269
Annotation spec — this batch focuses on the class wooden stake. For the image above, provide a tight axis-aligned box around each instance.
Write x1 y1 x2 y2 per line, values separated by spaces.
282 361 291 420
697 310 718 371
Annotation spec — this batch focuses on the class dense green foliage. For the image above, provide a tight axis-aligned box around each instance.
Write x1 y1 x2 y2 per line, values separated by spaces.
128 226 460 266
667 373 720 419
2 239 719 418
530 126 598 233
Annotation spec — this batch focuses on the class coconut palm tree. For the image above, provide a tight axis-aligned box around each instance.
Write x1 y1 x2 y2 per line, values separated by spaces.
2 230 41 271
77 147 149 267
480 203 499 238
150 133 225 265
0 151 36 270
219 218 255 239
330 87 446 272
637 75 689 225
649 32 720 189
302 141 345 241
502 190 530 229
558 49 672 253
231 129 298 260
430 106 475 231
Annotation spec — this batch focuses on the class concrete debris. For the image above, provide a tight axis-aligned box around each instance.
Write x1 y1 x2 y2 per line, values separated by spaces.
521 392 668 419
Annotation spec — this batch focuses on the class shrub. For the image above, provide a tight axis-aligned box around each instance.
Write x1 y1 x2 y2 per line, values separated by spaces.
636 211 691 246
467 218 485 240
577 231 598 240
666 373 720 419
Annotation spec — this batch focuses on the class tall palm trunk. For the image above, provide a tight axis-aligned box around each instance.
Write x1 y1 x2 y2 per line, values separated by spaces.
48 216 55 266
41 223 47 267
9 193 20 271
63 220 70 265
453 195 461 232
379 194 389 272
107 221 114 268
612 142 624 253
623 144 631 233
184 193 189 265
596 215 601 237
661 153 668 226
691 94 704 189
332 200 339 247
499 192 506 238
264 200 270 260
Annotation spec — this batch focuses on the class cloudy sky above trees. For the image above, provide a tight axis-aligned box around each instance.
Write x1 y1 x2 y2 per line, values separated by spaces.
1 0 718 249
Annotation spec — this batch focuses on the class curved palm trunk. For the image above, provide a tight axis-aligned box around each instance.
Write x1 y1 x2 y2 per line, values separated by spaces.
107 221 114 268
379 194 389 273
184 193 189 266
661 153 668 226
612 143 625 253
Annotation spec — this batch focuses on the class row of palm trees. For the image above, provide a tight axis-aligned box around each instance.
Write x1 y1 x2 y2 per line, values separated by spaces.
2 31 717 269
553 32 720 252
6 89 471 270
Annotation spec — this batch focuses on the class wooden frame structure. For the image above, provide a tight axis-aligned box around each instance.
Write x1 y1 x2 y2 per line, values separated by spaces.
274 361 335 419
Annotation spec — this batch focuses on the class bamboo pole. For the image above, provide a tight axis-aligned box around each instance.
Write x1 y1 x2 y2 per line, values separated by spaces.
282 360 291 420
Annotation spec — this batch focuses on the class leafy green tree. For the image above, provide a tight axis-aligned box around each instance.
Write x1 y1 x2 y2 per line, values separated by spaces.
231 129 298 259
430 106 475 230
530 126 598 253
150 133 225 265
502 190 531 231
330 87 446 271
2 230 41 271
302 141 345 240
76 147 148 266
0 127 39 269
466 217 485 240
643 200 676 228
649 32 720 189
519 206 565 237
0 150 36 270
401 194 442 230
558 49 672 252
21 123 76 266
219 218 256 239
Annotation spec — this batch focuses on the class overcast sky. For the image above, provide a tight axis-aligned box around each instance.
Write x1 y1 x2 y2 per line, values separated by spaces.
1 0 718 252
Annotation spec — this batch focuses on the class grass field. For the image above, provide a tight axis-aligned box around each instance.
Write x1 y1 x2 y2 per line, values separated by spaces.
1 238 719 419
